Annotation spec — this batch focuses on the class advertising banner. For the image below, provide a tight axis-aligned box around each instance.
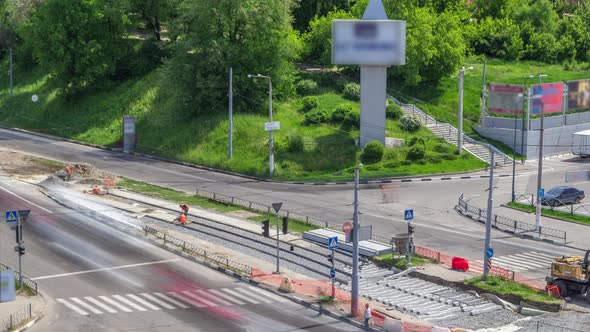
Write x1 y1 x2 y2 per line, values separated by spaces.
0 269 16 302
487 84 524 114
531 83 563 114
332 20 406 65
122 116 136 153
568 80 590 111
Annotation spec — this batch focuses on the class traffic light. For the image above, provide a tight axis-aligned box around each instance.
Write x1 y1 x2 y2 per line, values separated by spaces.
327 253 334 263
282 216 288 235
261 220 270 237
18 245 25 256
408 224 415 235
15 225 21 243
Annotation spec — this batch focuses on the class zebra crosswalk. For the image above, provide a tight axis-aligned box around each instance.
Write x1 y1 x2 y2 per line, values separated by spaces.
470 251 556 274
56 286 288 316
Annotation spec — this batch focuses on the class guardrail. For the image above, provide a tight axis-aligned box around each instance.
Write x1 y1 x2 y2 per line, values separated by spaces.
0 262 38 295
456 194 567 244
143 225 253 277
0 303 32 332
515 192 590 217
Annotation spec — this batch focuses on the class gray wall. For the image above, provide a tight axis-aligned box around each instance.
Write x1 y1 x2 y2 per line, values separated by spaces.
475 122 590 160
483 111 590 131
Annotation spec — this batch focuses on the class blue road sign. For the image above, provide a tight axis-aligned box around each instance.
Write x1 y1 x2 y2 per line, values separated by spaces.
486 248 494 259
330 268 336 279
538 188 544 199
5 211 18 223
404 209 414 221
328 237 339 250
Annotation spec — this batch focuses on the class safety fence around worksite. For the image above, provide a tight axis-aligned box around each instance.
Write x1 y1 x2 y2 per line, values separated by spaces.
0 262 38 295
456 194 567 244
0 303 32 332
143 225 253 277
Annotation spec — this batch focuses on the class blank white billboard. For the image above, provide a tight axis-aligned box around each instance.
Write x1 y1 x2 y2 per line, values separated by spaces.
332 20 406 66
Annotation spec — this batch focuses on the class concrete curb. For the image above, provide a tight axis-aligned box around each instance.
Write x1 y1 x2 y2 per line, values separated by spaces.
12 314 43 332
502 203 590 228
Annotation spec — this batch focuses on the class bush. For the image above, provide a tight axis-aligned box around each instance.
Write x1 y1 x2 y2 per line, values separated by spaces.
331 104 353 122
301 96 319 112
274 138 289 154
441 153 457 160
425 154 443 164
342 82 360 101
386 103 404 120
406 146 425 161
433 143 450 153
400 115 422 132
383 149 399 161
296 79 318 96
344 111 360 128
360 141 385 164
304 109 330 125
383 160 400 168
407 137 425 147
286 134 304 153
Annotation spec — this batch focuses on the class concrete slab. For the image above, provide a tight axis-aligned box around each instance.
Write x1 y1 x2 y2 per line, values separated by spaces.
303 229 393 257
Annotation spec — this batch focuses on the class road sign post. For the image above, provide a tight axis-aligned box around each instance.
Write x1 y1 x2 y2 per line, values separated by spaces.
272 203 283 274
329 251 336 299
404 209 414 266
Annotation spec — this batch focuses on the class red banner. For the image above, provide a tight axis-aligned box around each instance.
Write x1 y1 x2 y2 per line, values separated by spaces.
531 82 564 114
487 84 524 114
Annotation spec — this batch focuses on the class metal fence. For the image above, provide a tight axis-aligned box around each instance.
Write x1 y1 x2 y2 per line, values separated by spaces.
143 225 253 277
456 194 567 244
0 262 37 295
0 303 32 332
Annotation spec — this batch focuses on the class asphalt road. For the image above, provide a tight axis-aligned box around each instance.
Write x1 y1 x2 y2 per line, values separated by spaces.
1 128 589 282
0 177 361 331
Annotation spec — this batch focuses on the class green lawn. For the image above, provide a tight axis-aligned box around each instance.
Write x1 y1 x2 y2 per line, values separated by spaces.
465 276 560 304
507 202 590 226
373 253 434 270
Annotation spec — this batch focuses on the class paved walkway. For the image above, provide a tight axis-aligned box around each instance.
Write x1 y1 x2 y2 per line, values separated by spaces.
0 291 45 331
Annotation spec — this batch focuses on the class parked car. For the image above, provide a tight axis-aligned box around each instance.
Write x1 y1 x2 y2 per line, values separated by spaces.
541 186 585 207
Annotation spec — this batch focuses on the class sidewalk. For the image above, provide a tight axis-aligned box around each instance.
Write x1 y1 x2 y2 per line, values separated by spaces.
0 292 45 332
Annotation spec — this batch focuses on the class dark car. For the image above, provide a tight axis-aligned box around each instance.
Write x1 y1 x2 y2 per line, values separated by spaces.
541 186 585 207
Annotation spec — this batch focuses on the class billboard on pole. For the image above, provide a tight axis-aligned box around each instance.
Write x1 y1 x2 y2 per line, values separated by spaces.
568 80 590 111
487 84 524 114
531 83 563 114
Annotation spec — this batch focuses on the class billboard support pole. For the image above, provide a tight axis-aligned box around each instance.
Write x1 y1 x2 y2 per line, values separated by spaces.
521 75 534 164
563 84 568 126
535 74 548 231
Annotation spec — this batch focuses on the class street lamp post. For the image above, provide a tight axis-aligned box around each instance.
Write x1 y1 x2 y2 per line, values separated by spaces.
535 74 548 230
272 202 283 274
248 74 275 176
351 163 362 317
458 66 473 154
513 75 534 202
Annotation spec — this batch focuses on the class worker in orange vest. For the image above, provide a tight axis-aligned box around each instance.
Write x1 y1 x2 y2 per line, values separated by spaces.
92 185 101 195
180 203 189 216
65 165 73 182
179 213 187 225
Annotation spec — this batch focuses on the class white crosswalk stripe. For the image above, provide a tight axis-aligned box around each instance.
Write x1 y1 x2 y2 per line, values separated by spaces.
57 286 287 316
470 251 557 273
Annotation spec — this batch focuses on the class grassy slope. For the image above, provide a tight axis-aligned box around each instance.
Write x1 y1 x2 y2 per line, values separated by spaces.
0 60 485 180
393 58 590 137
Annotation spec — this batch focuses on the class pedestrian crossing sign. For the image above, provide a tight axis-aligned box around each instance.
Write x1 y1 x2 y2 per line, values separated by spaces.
404 209 414 221
5 210 18 223
328 236 339 249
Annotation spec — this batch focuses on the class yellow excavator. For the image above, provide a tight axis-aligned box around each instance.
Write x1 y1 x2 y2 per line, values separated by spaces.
546 250 590 302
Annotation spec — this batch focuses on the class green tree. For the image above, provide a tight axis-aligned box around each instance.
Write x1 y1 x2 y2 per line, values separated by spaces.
27 0 127 95
301 9 354 64
165 0 297 115
127 0 179 40
292 0 352 32
471 0 519 19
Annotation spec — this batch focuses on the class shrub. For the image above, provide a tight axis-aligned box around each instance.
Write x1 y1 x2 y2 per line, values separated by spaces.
274 137 289 154
400 115 422 132
360 141 384 164
425 154 443 164
441 153 457 160
342 82 360 101
344 111 360 128
286 134 304 153
406 146 425 161
331 104 353 122
383 149 399 161
301 96 319 112
407 137 425 147
296 79 318 96
386 103 403 120
383 160 400 168
433 143 450 153
304 109 330 125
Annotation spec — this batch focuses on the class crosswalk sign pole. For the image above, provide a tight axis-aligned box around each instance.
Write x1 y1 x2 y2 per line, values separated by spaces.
17 214 23 289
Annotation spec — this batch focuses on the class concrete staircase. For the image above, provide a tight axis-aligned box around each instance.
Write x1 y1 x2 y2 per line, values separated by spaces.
399 104 512 166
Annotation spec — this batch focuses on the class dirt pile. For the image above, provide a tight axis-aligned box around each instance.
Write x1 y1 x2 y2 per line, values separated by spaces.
69 162 116 180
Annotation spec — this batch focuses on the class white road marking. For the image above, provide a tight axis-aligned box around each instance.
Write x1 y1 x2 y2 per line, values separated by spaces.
126 294 161 311
0 184 53 213
208 289 245 305
194 290 232 306
169 292 206 308
98 296 132 312
112 295 147 311
247 286 289 302
181 290 218 307
140 293 175 310
84 297 117 313
233 288 273 303
56 298 89 315
221 288 260 304
70 297 103 314
153 292 190 309
32 259 180 280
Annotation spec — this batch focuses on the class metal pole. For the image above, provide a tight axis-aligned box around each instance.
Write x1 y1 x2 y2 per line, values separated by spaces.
458 69 464 154
331 250 335 299
228 67 233 159
511 110 517 202
351 166 360 316
17 215 22 289
276 210 280 274
10 48 14 96
406 220 411 265
269 79 274 176
535 74 547 230
483 148 494 280
521 86 529 164
480 60 487 127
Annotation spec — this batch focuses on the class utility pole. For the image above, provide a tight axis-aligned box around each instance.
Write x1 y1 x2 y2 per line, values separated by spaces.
228 67 233 159
272 203 282 274
351 163 362 317
268 78 274 176
457 66 473 154
535 74 548 230
480 60 487 127
483 148 494 280
520 75 534 164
